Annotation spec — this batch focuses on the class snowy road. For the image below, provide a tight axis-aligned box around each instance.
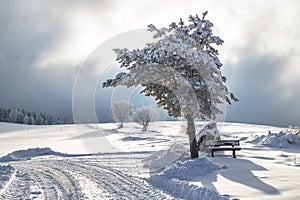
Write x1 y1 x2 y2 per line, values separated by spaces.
0 158 169 200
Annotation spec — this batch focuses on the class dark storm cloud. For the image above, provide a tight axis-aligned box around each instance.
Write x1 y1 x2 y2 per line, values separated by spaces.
0 0 113 118
0 1 67 67
0 0 121 120
0 1 74 117
224 18 300 127
1 0 300 126
224 47 300 127
211 0 300 127
0 66 76 117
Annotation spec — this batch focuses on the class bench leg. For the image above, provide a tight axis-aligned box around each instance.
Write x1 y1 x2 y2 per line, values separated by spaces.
211 150 214 157
233 150 236 158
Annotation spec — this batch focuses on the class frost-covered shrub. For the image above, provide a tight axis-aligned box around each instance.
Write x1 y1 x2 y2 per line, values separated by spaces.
287 125 300 135
197 121 221 152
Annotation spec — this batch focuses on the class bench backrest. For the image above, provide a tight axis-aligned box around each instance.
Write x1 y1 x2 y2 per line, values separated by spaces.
214 140 240 147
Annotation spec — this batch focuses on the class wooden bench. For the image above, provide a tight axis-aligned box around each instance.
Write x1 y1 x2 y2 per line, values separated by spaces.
210 140 241 158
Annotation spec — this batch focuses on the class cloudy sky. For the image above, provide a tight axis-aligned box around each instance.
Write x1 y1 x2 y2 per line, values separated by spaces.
1 0 300 127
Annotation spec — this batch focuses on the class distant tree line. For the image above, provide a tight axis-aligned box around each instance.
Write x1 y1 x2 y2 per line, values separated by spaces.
0 107 73 125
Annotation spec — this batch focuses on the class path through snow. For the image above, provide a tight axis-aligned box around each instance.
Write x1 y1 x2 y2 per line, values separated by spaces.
0 157 170 200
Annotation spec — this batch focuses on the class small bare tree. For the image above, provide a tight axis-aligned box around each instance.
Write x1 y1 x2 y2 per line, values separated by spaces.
111 101 133 128
133 106 159 131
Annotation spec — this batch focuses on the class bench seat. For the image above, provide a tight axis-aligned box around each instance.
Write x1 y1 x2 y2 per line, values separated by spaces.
214 140 240 147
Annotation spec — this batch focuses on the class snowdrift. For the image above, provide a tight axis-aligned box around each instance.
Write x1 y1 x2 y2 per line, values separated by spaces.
246 131 299 148
148 157 228 200
144 143 189 172
0 147 66 162
152 157 224 180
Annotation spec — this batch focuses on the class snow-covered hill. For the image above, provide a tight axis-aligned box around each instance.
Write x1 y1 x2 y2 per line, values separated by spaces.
0 121 299 199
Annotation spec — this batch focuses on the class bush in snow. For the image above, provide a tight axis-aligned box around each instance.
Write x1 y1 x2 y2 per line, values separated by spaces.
103 12 238 158
111 101 133 128
197 121 221 152
287 125 300 135
132 106 159 131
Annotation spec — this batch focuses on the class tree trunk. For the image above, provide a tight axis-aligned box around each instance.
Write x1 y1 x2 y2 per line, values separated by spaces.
186 115 199 159
142 125 147 131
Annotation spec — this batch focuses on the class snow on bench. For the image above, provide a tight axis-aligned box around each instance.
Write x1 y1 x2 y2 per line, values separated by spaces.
213 140 240 147
210 140 241 158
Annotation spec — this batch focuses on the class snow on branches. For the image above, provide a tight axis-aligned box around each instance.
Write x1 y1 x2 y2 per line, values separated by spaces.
103 12 238 158
111 101 133 128
132 106 159 131
103 12 238 120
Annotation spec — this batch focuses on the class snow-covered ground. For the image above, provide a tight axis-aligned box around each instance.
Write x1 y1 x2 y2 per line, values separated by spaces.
0 121 299 199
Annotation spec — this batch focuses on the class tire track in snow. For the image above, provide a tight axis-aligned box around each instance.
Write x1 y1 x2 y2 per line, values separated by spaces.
4 158 169 200
0 169 31 200
15 162 84 200
52 159 169 200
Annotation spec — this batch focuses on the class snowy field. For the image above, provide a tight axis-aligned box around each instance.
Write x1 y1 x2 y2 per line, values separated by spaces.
0 121 300 199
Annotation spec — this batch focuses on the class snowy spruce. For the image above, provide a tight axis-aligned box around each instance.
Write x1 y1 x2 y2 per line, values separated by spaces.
0 107 71 125
103 12 238 158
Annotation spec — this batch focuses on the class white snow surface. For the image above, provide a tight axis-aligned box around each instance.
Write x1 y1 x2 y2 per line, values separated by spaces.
0 121 300 199
153 157 224 181
149 175 228 200
148 158 228 200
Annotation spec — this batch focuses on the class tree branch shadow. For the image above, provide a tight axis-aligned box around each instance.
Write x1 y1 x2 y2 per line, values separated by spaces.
195 158 280 195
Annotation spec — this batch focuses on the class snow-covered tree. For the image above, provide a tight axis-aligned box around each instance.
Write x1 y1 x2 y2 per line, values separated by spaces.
0 108 4 122
133 106 159 131
103 12 238 158
35 113 43 125
23 114 29 124
111 101 133 128
8 109 19 123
